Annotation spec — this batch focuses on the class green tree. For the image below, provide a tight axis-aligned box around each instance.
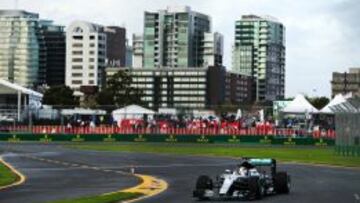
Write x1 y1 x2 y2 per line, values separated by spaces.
43 85 79 107
97 71 144 107
308 96 330 110
82 95 98 109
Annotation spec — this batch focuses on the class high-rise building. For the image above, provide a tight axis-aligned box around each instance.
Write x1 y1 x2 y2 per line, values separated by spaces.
132 34 144 68
143 6 211 68
0 10 66 88
203 32 223 67
0 10 40 87
331 68 360 98
65 21 107 96
232 15 285 102
38 20 66 86
104 26 126 67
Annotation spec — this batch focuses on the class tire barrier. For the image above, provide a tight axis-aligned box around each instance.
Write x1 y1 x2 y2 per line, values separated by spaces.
0 133 335 146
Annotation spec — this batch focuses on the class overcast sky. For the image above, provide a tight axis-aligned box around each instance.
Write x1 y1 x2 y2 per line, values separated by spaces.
1 0 359 98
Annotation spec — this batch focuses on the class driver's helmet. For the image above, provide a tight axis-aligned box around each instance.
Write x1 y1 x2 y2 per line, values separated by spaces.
238 166 248 176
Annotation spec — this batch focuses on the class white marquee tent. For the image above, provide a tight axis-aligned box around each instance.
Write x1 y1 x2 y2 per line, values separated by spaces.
282 94 318 114
319 94 348 114
112 104 155 122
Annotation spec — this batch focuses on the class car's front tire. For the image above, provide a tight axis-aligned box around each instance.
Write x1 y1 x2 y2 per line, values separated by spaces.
274 172 290 194
194 175 213 201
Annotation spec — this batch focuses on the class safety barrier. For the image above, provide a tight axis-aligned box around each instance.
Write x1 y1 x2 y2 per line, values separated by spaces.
0 125 337 139
0 133 335 146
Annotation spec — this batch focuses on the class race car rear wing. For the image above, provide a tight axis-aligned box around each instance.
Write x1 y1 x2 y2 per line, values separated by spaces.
248 158 275 166
240 158 277 175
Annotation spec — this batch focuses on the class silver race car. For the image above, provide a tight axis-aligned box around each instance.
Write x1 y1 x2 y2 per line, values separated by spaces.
193 158 290 201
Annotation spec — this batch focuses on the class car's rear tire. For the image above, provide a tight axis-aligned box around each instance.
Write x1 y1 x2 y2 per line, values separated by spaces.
274 172 290 194
195 175 213 200
248 177 264 200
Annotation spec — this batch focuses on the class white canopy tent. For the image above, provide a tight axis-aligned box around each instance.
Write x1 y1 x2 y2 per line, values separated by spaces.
0 79 43 97
282 94 318 114
112 104 155 122
319 94 347 114
0 79 43 121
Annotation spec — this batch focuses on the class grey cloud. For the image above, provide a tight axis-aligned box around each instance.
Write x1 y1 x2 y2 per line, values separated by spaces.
0 0 359 98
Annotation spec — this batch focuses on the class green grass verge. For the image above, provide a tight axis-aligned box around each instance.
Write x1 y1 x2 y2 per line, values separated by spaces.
48 192 142 203
69 143 360 168
0 161 19 187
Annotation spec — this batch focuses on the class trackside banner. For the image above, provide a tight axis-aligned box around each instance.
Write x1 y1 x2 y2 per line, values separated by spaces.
0 133 335 146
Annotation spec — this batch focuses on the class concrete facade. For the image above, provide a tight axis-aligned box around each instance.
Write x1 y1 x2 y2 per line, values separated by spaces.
65 21 107 96
331 68 360 98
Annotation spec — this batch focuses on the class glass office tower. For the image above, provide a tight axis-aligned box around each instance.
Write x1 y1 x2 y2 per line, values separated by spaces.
232 15 285 102
0 10 40 87
143 6 211 68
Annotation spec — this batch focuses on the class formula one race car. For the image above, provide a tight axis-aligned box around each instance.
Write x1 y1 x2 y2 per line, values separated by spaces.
193 158 290 201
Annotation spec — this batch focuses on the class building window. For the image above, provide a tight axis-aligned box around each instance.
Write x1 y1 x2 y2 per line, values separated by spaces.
72 73 82 77
73 36 83 40
90 43 95 47
72 51 83 55
72 65 82 70
72 58 83 62
72 43 83 48
89 65 95 70
72 80 82 85
89 73 94 77
90 35 95 40
89 80 94 84
89 58 95 62
73 27 84 33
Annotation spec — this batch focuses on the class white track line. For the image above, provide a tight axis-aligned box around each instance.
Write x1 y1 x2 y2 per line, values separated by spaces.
22 155 132 176
108 162 235 170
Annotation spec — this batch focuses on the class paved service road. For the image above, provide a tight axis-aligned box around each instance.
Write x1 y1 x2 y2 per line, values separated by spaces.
0 143 359 203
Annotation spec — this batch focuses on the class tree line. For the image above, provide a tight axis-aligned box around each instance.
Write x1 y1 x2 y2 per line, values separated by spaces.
42 71 144 109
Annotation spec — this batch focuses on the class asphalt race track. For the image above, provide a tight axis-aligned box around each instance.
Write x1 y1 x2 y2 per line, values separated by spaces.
0 143 359 203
